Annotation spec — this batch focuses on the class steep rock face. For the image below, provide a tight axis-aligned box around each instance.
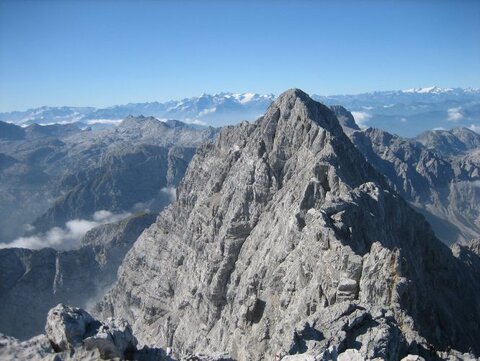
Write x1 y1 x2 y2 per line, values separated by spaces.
451 239 480 279
0 213 155 339
341 125 480 244
329 106 480 245
97 90 480 360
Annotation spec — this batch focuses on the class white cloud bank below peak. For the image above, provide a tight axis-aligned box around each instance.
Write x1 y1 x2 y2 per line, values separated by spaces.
0 210 131 251
351 111 371 129
447 107 464 122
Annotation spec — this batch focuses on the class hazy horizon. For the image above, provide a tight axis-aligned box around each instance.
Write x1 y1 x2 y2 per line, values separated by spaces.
1 85 479 113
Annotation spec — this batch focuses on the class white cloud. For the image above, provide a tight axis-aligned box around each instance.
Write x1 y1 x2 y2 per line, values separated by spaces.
132 187 177 213
198 107 217 117
160 186 176 203
184 118 208 126
447 107 463 122
400 118 407 123
92 210 130 223
86 119 123 125
433 127 446 131
468 124 480 134
351 111 371 129
0 210 131 251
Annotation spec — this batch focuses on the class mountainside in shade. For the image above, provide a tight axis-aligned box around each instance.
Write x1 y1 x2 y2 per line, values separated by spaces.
96 90 480 360
31 144 193 233
415 127 480 157
330 108 480 244
0 213 156 340
0 117 215 245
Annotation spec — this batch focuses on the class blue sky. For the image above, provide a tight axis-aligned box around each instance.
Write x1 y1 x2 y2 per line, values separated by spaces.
0 0 479 111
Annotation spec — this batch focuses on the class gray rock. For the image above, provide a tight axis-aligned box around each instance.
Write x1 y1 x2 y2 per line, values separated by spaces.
337 349 364 361
0 212 156 339
0 116 215 241
83 317 137 359
180 353 234 361
0 304 212 360
45 304 96 351
342 124 480 244
96 89 480 360
0 333 55 361
416 127 480 157
329 106 360 132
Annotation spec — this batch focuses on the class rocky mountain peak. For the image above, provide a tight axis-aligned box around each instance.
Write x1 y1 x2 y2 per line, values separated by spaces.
263 88 343 134
253 88 367 186
96 89 480 360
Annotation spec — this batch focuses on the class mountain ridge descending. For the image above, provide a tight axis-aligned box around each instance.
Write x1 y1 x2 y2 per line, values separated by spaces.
95 89 480 360
0 117 216 243
415 127 480 157
330 108 480 245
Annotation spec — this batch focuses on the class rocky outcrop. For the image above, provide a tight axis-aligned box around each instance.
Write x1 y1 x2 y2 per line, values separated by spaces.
45 304 137 358
0 212 156 340
0 304 234 361
96 89 480 360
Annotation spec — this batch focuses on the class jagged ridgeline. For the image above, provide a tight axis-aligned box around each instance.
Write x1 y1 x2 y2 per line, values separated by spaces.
0 117 216 242
93 90 480 360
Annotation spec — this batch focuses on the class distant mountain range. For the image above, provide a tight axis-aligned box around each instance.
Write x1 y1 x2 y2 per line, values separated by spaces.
314 87 480 137
1 87 479 136
0 93 275 128
0 117 216 244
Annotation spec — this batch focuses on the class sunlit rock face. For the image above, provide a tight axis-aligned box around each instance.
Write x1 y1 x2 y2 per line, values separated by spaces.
97 90 480 360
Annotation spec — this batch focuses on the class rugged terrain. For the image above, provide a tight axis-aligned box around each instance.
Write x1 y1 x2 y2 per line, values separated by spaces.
0 212 156 340
1 89 479 360
94 90 480 360
0 117 215 244
331 107 480 244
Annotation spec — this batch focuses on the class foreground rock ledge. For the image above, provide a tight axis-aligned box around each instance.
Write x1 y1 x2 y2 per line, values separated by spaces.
0 304 477 361
0 304 234 361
